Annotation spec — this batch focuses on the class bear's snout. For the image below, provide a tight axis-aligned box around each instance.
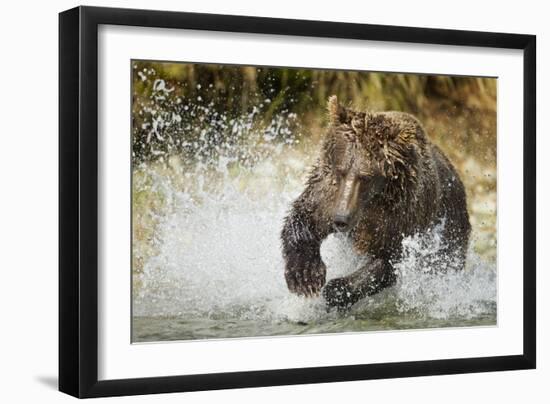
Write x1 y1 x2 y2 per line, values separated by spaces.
333 213 352 232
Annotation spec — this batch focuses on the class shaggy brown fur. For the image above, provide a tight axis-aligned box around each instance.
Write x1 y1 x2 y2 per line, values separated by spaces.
281 96 471 309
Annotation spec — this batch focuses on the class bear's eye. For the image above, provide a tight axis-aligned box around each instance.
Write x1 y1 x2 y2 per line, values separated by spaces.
369 175 386 193
358 174 384 193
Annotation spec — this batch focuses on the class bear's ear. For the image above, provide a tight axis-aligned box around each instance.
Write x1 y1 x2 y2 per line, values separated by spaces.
327 95 348 125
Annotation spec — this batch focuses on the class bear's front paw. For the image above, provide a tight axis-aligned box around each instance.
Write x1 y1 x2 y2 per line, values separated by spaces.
285 259 326 297
322 277 360 311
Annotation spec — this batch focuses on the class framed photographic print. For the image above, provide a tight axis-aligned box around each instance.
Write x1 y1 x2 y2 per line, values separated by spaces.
59 6 536 398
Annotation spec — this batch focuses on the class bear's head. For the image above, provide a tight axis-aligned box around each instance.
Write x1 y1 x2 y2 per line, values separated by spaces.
323 95 426 232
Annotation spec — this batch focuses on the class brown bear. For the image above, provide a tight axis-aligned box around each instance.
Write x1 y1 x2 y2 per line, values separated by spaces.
281 96 471 309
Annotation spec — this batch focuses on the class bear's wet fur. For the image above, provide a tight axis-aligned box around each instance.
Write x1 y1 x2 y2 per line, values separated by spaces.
281 96 471 309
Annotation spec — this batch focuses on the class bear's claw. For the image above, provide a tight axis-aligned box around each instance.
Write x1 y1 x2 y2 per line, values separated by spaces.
285 259 326 297
322 277 360 310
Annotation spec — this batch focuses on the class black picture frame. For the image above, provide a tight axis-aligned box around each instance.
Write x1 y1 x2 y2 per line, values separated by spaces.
59 5 536 398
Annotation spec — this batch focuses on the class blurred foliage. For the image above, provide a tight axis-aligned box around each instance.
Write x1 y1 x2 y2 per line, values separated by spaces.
132 60 496 165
